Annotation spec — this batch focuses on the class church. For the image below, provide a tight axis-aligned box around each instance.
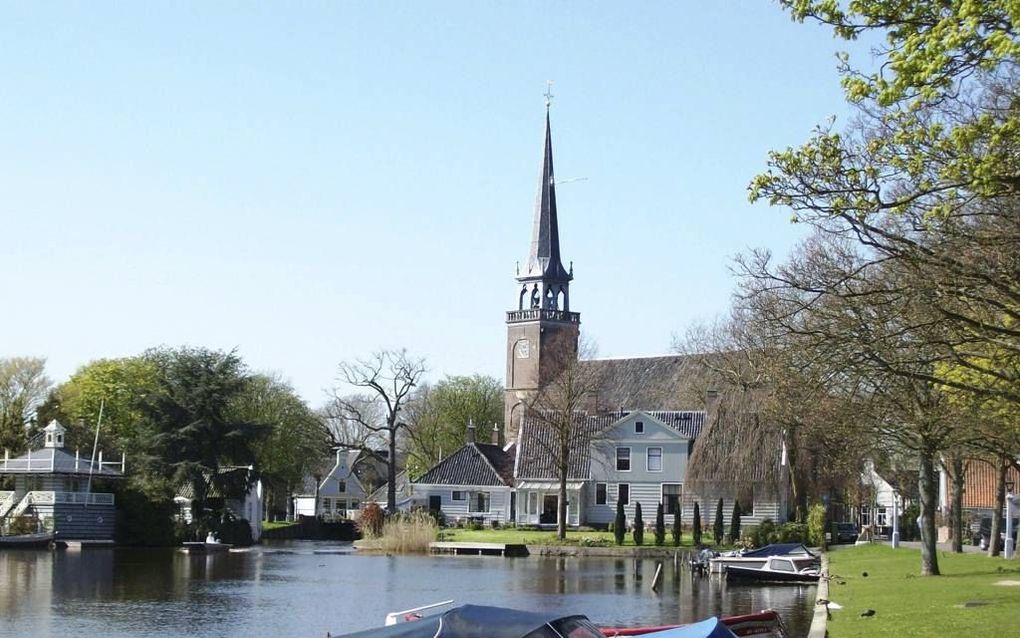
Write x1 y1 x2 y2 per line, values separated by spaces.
410 107 790 530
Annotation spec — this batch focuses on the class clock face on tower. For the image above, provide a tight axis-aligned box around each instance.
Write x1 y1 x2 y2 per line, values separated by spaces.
515 339 531 359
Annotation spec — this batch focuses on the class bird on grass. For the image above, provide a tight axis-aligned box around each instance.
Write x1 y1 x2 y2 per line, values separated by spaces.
860 609 876 617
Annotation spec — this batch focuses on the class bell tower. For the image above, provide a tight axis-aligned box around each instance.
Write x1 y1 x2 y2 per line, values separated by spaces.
504 103 580 443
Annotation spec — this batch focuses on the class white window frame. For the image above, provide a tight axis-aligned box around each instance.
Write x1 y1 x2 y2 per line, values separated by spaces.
661 483 682 515
616 447 632 472
468 491 490 513
635 421 644 434
338 479 346 493
647 447 663 472
452 490 466 501
527 492 539 515
617 483 630 505
595 483 608 505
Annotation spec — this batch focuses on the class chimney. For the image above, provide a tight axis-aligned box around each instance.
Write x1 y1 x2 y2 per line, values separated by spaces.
705 389 721 421
466 419 476 444
491 423 500 446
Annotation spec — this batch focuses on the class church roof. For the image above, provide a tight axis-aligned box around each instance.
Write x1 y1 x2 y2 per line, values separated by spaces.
0 447 123 477
520 110 571 283
582 354 713 412
515 410 705 480
414 443 515 487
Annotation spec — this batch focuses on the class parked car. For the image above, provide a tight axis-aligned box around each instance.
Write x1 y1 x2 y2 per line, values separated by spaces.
833 522 859 544
975 516 1019 550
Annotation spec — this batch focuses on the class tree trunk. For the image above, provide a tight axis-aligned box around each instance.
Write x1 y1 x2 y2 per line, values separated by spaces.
387 424 398 514
557 439 569 540
988 456 1007 557
918 450 941 575
951 457 964 553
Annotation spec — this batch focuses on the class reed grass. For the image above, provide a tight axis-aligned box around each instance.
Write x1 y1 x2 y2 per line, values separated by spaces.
361 511 438 553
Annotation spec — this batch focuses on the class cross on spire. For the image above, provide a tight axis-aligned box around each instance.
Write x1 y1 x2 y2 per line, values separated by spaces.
544 81 554 109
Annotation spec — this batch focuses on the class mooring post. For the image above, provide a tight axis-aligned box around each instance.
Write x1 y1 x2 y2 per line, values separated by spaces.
651 562 663 591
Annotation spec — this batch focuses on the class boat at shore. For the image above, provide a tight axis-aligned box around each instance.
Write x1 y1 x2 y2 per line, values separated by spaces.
709 543 817 575
336 603 787 638
723 555 820 585
0 532 55 549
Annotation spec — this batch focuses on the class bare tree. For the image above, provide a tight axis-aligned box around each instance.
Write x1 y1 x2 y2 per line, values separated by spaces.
0 357 52 453
527 336 602 540
323 349 426 513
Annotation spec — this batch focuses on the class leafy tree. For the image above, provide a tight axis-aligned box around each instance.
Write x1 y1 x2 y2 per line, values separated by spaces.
138 347 268 522
324 349 426 513
728 500 742 544
404 374 503 477
654 502 665 546
713 498 724 544
692 501 702 545
633 502 644 546
0 357 52 453
614 499 626 545
671 504 682 547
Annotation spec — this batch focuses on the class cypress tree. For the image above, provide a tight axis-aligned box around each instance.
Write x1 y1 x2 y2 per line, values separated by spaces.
692 501 702 545
633 502 645 546
655 503 666 546
713 498 724 544
729 500 742 544
671 504 682 547
614 499 626 545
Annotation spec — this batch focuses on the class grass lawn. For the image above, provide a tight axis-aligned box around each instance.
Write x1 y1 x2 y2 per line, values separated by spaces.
262 520 299 531
439 527 729 549
826 544 1020 637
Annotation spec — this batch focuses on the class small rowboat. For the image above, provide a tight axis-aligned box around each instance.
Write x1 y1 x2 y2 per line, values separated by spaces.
0 532 55 549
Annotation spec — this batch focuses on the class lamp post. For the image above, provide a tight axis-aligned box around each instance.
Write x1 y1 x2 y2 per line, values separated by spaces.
891 489 900 549
1006 477 1015 560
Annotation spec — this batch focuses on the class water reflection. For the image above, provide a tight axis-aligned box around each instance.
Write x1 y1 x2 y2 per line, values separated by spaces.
0 542 814 637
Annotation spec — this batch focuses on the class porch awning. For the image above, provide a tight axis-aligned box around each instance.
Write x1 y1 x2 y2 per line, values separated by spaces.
516 481 585 491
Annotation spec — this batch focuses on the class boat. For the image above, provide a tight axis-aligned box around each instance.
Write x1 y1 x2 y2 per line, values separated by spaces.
335 604 787 638
180 532 232 553
0 532 55 548
723 555 820 584
709 543 818 575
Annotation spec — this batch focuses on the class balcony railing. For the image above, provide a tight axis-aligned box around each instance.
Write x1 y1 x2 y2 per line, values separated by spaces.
506 309 581 324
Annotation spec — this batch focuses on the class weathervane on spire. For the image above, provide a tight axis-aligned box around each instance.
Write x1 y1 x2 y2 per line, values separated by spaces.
544 81 554 109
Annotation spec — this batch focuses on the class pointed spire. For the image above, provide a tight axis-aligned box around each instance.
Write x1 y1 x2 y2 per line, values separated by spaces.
523 108 571 281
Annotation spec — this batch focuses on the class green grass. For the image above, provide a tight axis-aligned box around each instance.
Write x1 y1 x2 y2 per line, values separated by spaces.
438 527 729 548
262 520 300 531
826 545 1020 637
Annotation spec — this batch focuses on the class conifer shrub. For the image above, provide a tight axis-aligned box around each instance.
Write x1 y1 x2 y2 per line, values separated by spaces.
633 502 645 546
713 498 724 544
728 500 742 544
614 500 626 545
671 506 682 547
692 501 702 545
654 503 665 546
807 503 827 548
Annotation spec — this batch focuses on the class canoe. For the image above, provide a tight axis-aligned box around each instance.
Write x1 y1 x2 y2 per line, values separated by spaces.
603 610 787 637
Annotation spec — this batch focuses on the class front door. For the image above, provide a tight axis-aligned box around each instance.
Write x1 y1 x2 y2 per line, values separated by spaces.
428 495 442 512
540 494 557 525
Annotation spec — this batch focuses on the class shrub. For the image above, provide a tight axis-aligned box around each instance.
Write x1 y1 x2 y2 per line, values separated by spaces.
114 488 177 546
218 516 254 546
901 503 920 541
633 502 645 546
807 503 827 548
671 507 682 547
614 500 626 545
468 519 483 531
358 502 385 538
757 518 777 544
692 501 702 545
728 501 742 544
713 499 724 544
7 515 39 536
654 503 666 546
778 522 808 543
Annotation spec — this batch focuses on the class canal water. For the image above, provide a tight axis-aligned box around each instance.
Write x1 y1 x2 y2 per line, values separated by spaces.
0 541 815 637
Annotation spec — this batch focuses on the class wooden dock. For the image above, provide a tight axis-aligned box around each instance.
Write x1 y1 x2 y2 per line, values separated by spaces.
429 542 529 557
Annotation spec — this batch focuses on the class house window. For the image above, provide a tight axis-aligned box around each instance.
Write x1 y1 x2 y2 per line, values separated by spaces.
647 447 663 472
595 483 607 505
635 421 644 434
452 491 465 501
736 485 755 517
351 500 359 510
876 507 888 527
616 447 631 471
662 483 682 515
617 484 630 505
468 492 490 513
338 480 346 493
860 508 871 527
528 492 539 515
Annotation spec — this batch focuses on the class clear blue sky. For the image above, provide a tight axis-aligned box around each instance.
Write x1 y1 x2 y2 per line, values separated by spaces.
0 2 869 405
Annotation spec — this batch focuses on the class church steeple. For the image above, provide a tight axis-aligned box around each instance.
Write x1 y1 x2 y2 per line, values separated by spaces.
523 110 572 283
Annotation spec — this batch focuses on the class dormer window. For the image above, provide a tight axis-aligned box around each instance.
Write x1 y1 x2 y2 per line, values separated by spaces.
635 421 644 434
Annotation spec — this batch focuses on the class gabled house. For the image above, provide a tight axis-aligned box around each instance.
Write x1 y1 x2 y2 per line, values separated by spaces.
412 426 515 525
292 449 367 520
174 465 264 542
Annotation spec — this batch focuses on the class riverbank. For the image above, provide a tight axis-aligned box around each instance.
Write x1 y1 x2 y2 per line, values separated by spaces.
824 544 1020 637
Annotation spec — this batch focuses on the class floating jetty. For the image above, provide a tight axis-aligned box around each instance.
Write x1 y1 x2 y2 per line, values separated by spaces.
428 542 528 557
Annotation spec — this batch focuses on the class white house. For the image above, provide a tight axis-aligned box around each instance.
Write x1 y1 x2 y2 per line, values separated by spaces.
292 449 367 520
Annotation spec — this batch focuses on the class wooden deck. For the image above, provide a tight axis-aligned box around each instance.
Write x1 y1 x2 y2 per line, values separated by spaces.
429 541 529 557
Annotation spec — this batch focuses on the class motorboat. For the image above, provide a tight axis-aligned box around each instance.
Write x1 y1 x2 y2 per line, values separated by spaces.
723 555 820 584
709 543 817 575
0 532 55 548
180 532 232 553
